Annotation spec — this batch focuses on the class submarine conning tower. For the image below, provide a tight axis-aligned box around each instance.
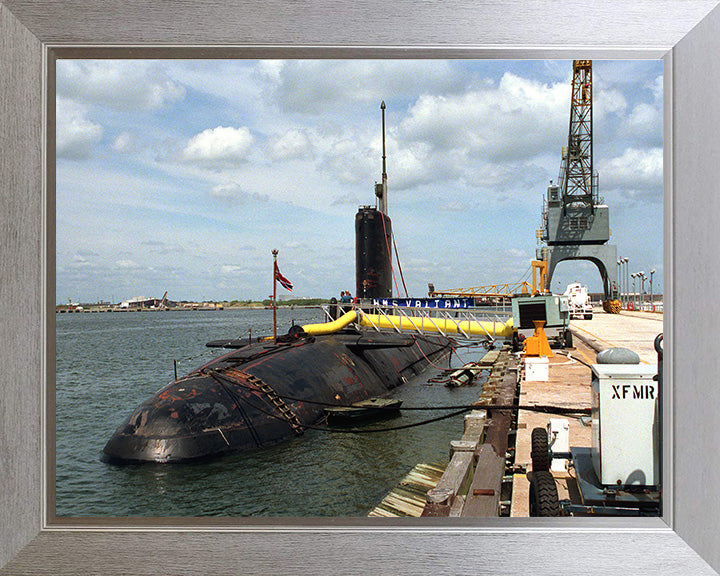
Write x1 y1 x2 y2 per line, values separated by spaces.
356 100 392 300
356 206 392 299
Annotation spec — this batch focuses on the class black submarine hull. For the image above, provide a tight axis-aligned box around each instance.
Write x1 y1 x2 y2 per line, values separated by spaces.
102 329 453 464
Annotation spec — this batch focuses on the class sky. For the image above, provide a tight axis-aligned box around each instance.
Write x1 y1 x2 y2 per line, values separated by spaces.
55 59 663 304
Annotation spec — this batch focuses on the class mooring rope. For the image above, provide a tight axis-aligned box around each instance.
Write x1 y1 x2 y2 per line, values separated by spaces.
206 368 590 439
391 231 409 298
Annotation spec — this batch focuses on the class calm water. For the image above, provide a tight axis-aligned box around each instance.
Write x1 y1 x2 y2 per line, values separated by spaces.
55 308 491 517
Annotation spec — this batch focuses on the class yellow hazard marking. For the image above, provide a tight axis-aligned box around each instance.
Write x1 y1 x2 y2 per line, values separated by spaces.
575 348 596 365
571 324 614 347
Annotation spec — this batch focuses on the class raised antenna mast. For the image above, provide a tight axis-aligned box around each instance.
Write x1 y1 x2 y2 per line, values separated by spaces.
377 100 388 215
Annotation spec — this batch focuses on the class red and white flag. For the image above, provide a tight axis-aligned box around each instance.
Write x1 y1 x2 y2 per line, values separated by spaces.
274 263 293 292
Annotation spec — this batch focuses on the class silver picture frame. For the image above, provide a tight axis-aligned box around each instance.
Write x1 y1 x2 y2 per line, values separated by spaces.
2 1 720 574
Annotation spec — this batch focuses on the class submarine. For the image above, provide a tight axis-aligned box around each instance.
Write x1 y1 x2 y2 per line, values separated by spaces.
102 322 452 463
102 102 455 464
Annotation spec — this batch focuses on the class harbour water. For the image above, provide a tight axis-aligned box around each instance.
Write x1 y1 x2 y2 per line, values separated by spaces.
55 308 490 517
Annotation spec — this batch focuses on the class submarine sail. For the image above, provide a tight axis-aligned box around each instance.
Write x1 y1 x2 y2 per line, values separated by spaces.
356 206 392 300
356 100 393 300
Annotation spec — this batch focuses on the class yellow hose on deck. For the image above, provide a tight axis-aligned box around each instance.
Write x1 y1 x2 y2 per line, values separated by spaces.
302 309 514 339
358 314 514 338
302 310 358 335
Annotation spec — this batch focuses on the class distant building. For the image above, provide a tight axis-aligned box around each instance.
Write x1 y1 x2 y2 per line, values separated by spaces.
119 296 176 309
277 294 302 302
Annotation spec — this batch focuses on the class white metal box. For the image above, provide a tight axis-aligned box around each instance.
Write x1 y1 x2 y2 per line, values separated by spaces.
548 418 569 472
525 356 549 382
591 364 659 486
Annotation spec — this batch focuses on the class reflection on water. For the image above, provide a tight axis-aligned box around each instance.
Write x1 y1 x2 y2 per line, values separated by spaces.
56 308 491 517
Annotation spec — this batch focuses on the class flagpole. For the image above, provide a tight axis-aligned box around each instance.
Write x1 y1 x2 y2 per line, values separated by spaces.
272 249 278 341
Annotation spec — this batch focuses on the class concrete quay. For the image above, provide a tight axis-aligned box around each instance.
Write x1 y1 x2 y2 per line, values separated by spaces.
371 309 664 518
568 308 664 364
510 309 664 516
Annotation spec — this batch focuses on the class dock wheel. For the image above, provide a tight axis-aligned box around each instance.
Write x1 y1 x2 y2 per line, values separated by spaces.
530 427 551 472
529 470 561 517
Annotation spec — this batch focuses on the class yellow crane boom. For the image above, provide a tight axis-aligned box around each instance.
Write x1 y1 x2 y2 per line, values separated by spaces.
428 281 532 299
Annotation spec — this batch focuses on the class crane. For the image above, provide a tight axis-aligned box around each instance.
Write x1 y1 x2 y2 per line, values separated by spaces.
535 60 620 311
428 281 532 301
561 59 594 214
431 61 620 312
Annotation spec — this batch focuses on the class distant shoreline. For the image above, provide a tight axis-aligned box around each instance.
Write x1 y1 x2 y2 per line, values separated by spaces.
55 298 328 313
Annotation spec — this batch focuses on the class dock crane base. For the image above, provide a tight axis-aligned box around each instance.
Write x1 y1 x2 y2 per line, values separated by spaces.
544 244 619 302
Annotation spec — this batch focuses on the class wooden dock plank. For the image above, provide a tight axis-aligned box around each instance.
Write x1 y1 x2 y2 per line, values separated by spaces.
461 444 504 517
461 412 486 442
460 348 518 517
478 349 501 366
368 463 445 518
422 451 474 516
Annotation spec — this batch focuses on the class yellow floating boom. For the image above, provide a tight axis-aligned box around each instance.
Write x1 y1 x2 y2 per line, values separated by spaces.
302 310 514 339
358 313 514 338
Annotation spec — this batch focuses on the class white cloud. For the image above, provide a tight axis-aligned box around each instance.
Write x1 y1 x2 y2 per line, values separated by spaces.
271 60 463 112
593 88 627 119
313 73 572 195
615 99 662 147
210 182 243 203
507 248 528 259
320 129 438 192
70 253 93 268
331 192 361 206
399 73 567 161
322 134 376 185
56 97 103 159
270 129 312 160
182 126 254 163
112 131 132 152
599 147 663 199
57 60 185 110
257 60 284 83
55 60 665 302
649 75 663 103
209 182 268 205
627 103 658 130
220 265 244 275
366 136 435 190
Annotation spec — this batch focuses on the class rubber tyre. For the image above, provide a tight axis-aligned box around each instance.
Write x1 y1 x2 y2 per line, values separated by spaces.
529 470 561 517
564 329 573 349
530 427 551 472
287 324 307 337
584 313 593 320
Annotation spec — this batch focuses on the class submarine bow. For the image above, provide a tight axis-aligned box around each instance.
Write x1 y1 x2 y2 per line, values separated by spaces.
102 328 453 464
